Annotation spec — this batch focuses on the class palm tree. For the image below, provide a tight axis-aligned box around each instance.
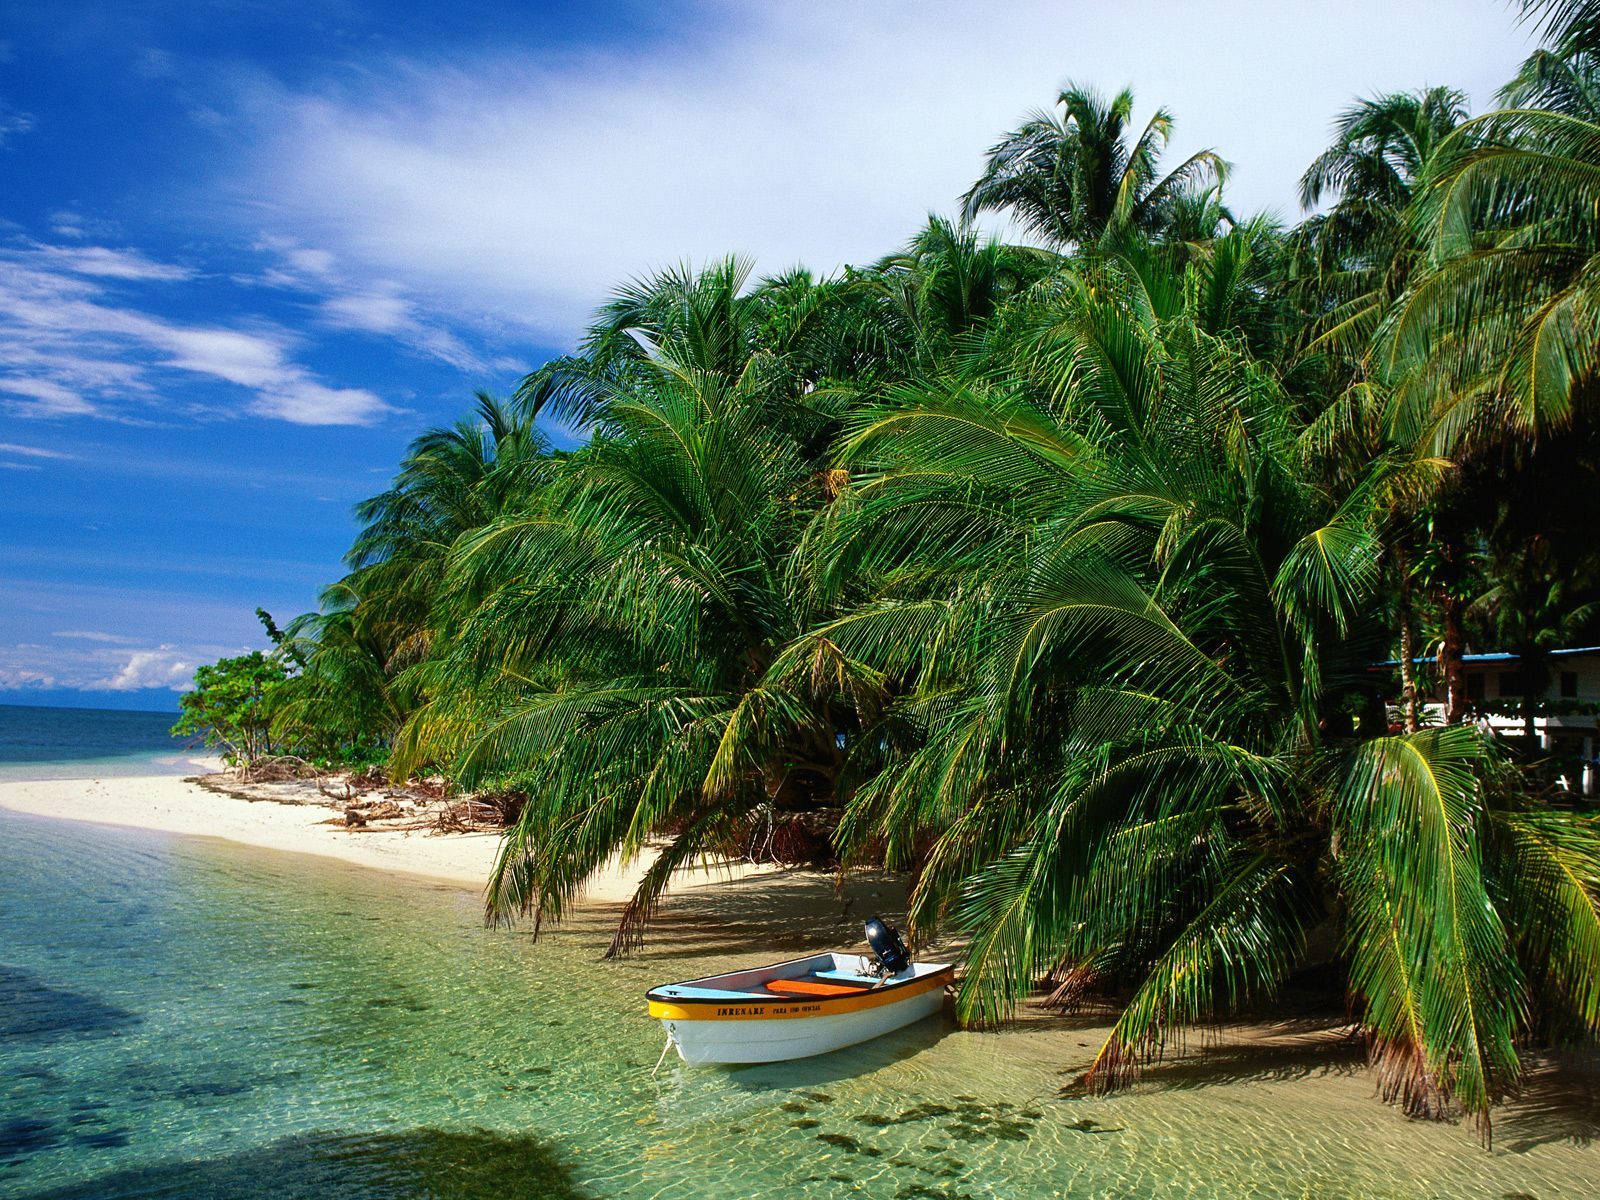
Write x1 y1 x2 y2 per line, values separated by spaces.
857 216 1057 375
795 251 1600 1130
1292 86 1470 367
240 43 1600 1132
1501 36 1600 120
272 394 549 756
1288 88 1473 732
397 262 862 954
1390 28 1600 438
961 83 1227 250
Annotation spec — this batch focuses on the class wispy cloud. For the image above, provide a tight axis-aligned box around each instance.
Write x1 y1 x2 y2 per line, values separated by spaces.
209 0 1526 342
38 243 196 282
0 374 101 417
0 633 242 694
0 441 75 460
0 98 33 146
246 234 497 373
47 210 119 242
0 239 391 425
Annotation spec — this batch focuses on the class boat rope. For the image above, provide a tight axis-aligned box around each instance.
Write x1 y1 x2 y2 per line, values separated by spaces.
651 1033 674 1078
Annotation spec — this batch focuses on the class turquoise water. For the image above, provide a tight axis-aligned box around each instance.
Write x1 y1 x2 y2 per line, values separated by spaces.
0 704 198 781
2 808 1597 1199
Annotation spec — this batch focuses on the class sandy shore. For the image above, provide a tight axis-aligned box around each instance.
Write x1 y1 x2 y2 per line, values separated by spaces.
0 772 785 905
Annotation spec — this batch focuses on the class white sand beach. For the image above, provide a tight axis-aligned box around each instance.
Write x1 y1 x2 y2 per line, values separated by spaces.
0 772 783 904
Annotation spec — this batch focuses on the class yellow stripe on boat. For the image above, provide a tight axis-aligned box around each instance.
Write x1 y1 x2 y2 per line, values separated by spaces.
647 968 950 1022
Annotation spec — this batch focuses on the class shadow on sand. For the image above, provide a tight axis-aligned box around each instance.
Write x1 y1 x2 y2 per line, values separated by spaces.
1118 1018 1369 1092
591 868 911 962
1497 1051 1600 1152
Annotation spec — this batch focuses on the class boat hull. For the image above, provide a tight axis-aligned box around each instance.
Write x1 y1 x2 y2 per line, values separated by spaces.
650 966 950 1065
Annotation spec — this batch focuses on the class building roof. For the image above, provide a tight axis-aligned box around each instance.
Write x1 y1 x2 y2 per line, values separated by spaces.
1376 646 1600 668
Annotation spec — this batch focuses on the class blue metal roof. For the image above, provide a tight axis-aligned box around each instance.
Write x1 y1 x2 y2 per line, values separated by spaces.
1375 646 1600 668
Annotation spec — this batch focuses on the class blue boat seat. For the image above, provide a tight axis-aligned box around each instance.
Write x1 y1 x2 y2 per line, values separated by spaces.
652 986 765 1001
812 970 881 986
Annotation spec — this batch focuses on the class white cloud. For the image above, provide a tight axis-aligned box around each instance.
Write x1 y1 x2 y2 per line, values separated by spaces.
94 646 195 692
251 378 394 425
0 241 390 425
322 289 409 333
39 243 196 282
0 100 33 146
244 234 493 372
0 441 75 460
0 636 217 694
159 326 293 388
0 376 97 417
217 0 1529 342
47 210 119 242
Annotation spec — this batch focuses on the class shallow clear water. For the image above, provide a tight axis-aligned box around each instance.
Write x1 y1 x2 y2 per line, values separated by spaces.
0 704 198 782
2 809 1596 1199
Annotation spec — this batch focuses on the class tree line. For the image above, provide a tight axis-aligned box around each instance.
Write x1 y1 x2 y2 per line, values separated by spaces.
183 0 1600 1130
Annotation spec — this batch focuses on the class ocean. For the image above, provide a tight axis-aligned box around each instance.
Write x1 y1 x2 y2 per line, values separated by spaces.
0 704 199 783
1 713 1595 1198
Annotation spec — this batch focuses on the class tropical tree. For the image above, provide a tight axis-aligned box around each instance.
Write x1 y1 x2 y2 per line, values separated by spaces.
271 394 550 759
174 651 287 764
1501 31 1600 120
393 261 867 954
862 216 1056 373
961 83 1227 250
797 252 1600 1130
250 23 1600 1133
1391 2 1600 438
1292 86 1471 368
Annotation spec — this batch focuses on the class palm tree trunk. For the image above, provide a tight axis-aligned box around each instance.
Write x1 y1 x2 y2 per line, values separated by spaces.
1397 558 1419 733
1522 637 1543 755
1441 596 1466 725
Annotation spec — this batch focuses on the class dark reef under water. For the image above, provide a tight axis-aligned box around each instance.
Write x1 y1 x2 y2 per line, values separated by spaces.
9 1129 588 1200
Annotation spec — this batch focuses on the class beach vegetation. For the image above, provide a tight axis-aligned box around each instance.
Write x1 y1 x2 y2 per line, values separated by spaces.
172 651 288 766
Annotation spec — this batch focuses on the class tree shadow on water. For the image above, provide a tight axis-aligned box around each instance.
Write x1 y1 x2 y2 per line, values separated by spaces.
1495 1054 1600 1153
0 966 140 1043
13 1128 590 1200
1060 1020 1368 1097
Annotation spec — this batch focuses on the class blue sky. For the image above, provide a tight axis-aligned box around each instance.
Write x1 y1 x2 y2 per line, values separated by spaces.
0 0 1530 710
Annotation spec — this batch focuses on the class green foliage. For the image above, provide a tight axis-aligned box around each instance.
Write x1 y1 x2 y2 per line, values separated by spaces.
172 652 287 765
962 82 1227 250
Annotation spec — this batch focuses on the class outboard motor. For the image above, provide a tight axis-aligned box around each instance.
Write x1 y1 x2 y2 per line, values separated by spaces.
864 916 910 976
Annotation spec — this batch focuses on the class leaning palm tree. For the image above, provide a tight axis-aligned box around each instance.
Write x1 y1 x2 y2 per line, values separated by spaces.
271 394 550 754
398 263 866 954
794 251 1600 1132
961 83 1227 250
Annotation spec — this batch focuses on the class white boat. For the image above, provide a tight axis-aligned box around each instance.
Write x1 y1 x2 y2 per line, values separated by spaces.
646 920 952 1065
